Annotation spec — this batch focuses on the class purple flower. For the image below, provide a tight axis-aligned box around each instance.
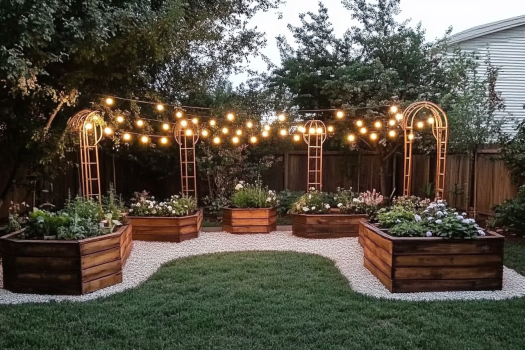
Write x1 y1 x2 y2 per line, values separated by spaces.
426 231 432 237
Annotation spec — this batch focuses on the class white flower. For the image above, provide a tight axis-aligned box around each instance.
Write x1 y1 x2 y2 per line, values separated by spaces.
296 204 301 210
235 184 243 190
454 212 458 215
239 181 245 184
353 198 360 203
151 196 155 199
324 204 330 209
308 194 312 199
436 219 442 224
436 211 443 217
462 212 467 216
456 215 464 220
129 209 133 212
266 197 271 202
311 206 316 210
396 219 401 223
414 214 422 222
337 203 343 208
427 217 434 221
426 231 432 237
468 219 476 224
302 207 309 212
172 210 176 214
437 200 443 204
478 230 486 236
462 219 470 224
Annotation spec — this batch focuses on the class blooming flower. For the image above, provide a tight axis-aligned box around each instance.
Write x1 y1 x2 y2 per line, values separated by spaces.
436 211 443 217
456 215 464 220
311 206 316 210
462 212 467 216
426 231 432 237
324 204 330 209
302 207 309 212
414 214 422 222
462 219 470 224
427 217 434 221
436 219 442 224
235 184 243 190
337 203 343 208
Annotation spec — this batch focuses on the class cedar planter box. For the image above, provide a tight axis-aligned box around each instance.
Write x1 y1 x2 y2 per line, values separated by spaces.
0 224 133 295
222 208 277 234
129 210 203 242
359 220 504 293
292 214 368 239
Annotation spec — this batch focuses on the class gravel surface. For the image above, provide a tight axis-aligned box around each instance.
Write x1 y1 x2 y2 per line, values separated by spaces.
1 231 525 304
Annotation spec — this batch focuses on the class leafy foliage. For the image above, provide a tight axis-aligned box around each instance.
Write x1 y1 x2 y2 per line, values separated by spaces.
389 221 428 238
290 190 331 214
276 190 305 216
231 182 277 209
129 191 197 217
489 186 525 237
378 207 415 229
499 121 525 185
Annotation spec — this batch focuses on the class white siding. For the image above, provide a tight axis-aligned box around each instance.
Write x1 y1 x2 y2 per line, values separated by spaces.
454 24 525 135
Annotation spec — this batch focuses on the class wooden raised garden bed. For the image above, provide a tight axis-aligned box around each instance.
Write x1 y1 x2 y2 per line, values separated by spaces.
222 208 277 234
359 220 504 293
129 210 203 242
292 214 368 238
0 224 133 295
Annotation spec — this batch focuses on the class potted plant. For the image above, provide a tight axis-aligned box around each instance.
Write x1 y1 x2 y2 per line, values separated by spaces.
291 188 382 239
128 191 202 242
360 197 504 293
222 181 277 234
0 195 132 295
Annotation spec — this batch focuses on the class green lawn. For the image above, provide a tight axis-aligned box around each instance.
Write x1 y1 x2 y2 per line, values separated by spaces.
1 242 525 349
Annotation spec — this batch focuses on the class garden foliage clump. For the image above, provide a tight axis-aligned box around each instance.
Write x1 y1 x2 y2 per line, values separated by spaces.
230 181 277 209
129 191 197 217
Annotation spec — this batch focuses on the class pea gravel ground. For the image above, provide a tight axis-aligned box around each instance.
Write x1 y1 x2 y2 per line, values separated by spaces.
1 231 525 304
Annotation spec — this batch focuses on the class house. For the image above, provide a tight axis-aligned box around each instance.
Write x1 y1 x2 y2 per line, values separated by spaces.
449 14 525 134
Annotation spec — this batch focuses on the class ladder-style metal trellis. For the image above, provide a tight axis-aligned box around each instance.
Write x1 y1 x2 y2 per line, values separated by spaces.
174 120 199 198
66 109 103 204
401 101 449 199
303 120 327 191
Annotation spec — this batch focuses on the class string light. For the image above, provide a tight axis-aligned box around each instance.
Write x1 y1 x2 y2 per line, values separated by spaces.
250 136 257 143
374 121 382 129
370 133 378 140
336 110 344 119
227 113 235 121
417 121 424 129
105 98 114 105
280 129 287 136
247 121 253 128
428 117 434 124
232 136 239 144
388 119 396 126
156 104 164 111
356 120 363 127
213 137 221 144
201 130 209 137
309 128 315 134
192 118 198 124
123 133 131 141
264 125 270 131
390 106 398 114
116 116 124 123
389 130 396 137
236 129 242 136
136 120 144 127
293 134 301 141
408 133 415 140
210 119 216 126
93 116 99 120
262 131 269 137
85 123 93 130
298 126 306 133
316 127 323 134
222 127 229 134
162 123 170 130
360 127 367 134
104 127 112 135
348 134 356 142
185 129 193 136
327 126 334 132
160 137 168 144
180 120 188 127
395 113 403 121
141 136 149 143
278 114 286 122
176 111 183 118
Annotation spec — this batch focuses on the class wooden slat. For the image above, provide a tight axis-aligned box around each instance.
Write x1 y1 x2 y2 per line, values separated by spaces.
82 259 122 282
362 236 393 267
15 270 81 284
363 246 392 278
393 239 504 256
81 247 120 269
394 266 502 280
132 231 199 243
10 241 79 258
132 225 199 235
364 257 392 292
11 256 80 271
82 272 123 294
292 214 367 225
393 278 503 293
359 224 393 254
394 254 503 267
293 223 359 234
223 208 277 219
80 235 120 255
223 224 274 234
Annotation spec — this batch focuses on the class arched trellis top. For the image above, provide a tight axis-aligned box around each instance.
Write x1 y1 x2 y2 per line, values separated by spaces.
402 101 449 200
66 109 104 203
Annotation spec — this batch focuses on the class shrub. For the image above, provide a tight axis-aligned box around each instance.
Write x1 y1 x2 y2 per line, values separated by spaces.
230 181 277 209
276 190 305 215
291 190 331 214
349 190 384 221
377 207 415 228
389 221 428 237
129 191 198 217
6 201 30 233
489 186 525 236
392 195 431 212
101 184 126 221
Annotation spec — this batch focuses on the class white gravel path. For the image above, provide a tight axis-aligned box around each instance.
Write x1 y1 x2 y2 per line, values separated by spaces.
1 230 525 304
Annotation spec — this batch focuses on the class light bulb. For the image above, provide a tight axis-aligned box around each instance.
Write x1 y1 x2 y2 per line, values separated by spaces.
104 127 112 135
370 133 378 140
388 119 396 126
390 105 398 114
201 130 209 137
213 137 221 144
176 111 183 118
210 119 216 126
236 129 242 136
264 125 270 131
192 118 198 124
250 136 257 143
161 137 168 144
105 98 114 105
156 104 164 111
93 116 98 120
348 134 355 142
360 127 367 134
222 127 228 134
85 123 93 130
309 128 315 134
227 113 235 121
336 110 344 119
116 116 124 123
280 129 287 136
141 136 149 143
428 117 434 124
408 133 414 140
162 123 170 130
389 130 396 137
293 134 301 141
247 121 253 128
417 121 424 129
180 120 188 127
278 114 286 122
232 136 239 144
374 121 382 128
123 133 131 141
327 126 334 132
395 113 403 121
136 120 144 127
356 120 363 127
185 129 193 136
262 131 269 137
316 127 323 134
298 126 305 133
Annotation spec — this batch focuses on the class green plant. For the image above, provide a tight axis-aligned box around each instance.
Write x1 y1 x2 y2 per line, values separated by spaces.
377 207 415 229
276 190 305 216
230 181 277 209
6 201 30 233
332 187 357 214
203 195 231 217
129 191 198 217
63 195 102 223
26 209 70 238
389 221 428 237
429 215 480 239
392 195 431 212
349 190 385 221
290 190 331 214
101 184 126 221
489 186 525 236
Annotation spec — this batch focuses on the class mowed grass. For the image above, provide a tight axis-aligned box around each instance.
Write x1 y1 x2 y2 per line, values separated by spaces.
1 242 525 349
